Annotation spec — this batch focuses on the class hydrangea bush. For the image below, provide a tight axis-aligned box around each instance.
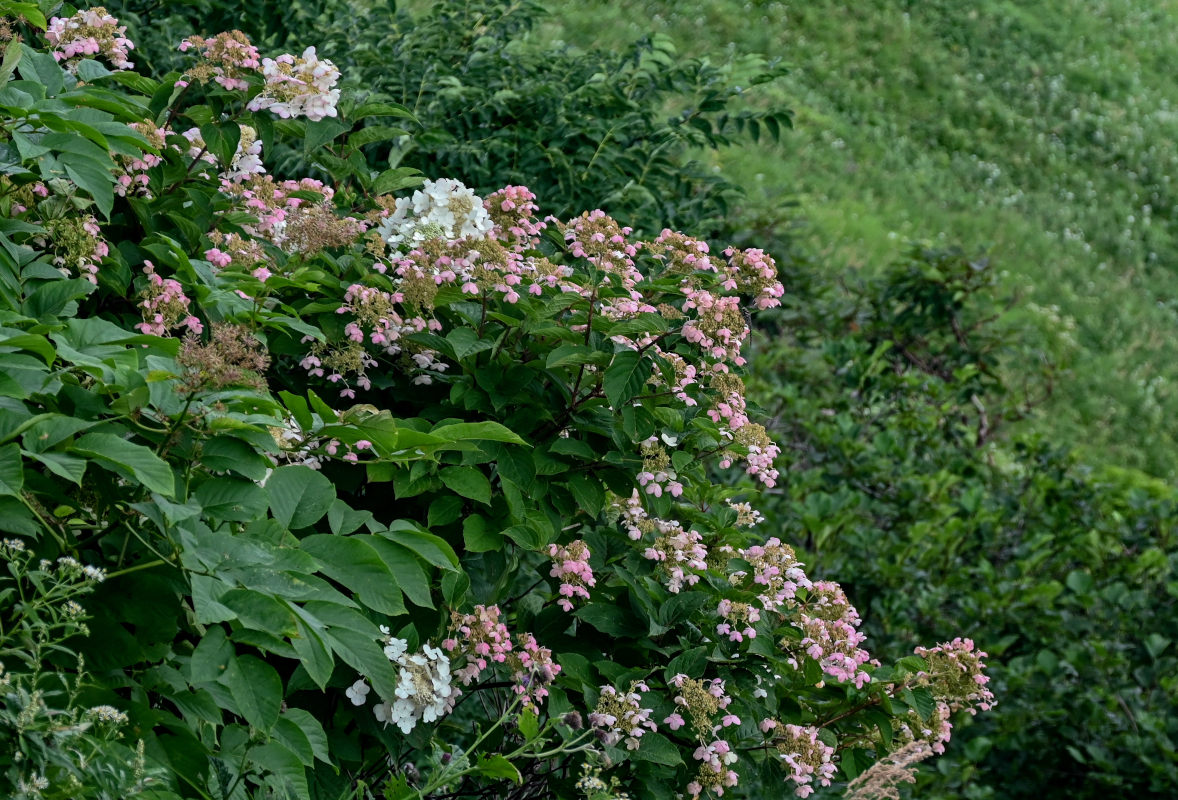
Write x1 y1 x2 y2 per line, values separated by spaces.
0 6 991 798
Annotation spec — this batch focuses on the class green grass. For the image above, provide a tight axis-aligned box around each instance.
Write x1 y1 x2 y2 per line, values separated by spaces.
538 0 1178 478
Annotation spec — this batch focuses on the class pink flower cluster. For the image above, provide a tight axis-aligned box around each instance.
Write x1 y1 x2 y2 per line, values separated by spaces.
614 489 650 540
46 215 109 285
135 261 202 336
178 31 261 91
722 246 784 310
115 121 164 197
222 176 333 241
734 536 812 611
913 637 995 714
681 288 748 366
563 210 645 301
795 581 872 688
589 682 658 750
484 185 547 251
441 606 561 710
642 520 707 593
716 598 761 642
47 7 134 70
247 46 341 121
443 604 513 684
547 539 595 612
510 632 562 710
760 721 837 798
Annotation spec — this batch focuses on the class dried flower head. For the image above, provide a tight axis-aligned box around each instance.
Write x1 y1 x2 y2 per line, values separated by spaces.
177 323 270 393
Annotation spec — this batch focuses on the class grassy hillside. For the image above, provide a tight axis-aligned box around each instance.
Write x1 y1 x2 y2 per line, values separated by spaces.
541 0 1178 478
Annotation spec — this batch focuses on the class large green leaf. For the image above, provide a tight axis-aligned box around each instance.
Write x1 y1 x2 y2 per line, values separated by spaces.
301 534 406 616
194 477 269 523
71 432 175 495
380 520 460 570
266 465 336 529
223 654 283 732
603 349 652 408
0 443 23 496
439 465 491 505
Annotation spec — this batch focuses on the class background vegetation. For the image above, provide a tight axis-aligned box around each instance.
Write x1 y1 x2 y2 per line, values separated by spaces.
545 0 1178 480
5 0 1178 797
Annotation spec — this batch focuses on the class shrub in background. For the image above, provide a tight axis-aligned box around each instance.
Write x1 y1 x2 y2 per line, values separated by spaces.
751 246 1178 798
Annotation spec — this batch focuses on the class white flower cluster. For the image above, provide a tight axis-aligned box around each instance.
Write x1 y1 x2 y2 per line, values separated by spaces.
375 178 494 253
247 46 341 122
346 629 458 735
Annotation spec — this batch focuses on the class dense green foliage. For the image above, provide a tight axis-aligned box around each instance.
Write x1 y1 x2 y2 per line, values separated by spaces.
753 247 1178 797
548 0 1178 479
3 0 1176 798
0 4 994 799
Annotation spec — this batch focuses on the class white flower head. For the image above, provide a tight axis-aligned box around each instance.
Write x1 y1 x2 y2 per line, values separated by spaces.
373 640 457 734
376 178 493 254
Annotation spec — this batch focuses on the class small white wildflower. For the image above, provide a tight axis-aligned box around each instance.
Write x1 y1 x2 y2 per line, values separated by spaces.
345 679 370 706
88 705 129 724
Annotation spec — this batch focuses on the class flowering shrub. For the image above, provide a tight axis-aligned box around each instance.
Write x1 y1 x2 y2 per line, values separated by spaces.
0 9 991 799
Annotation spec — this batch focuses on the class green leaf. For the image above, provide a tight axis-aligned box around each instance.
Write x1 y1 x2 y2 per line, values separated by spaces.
224 654 283 732
380 520 460 570
291 615 335 690
462 514 501 552
0 331 55 364
267 465 336 530
546 343 607 369
278 708 331 763
220 588 298 638
0 443 23 495
603 350 651 408
904 687 937 721
0 34 23 84
189 625 235 684
195 477 269 523
1065 569 1093 594
631 732 683 766
567 473 604 517
301 534 406 616
439 465 491 505
201 436 271 481
351 101 416 122
431 420 527 445
474 754 522 784
71 432 174 495
24 450 86 484
61 153 115 218
574 604 641 637
368 538 434 609
249 740 309 799
328 498 373 535
446 327 493 360
348 125 408 149
199 121 241 169
304 117 347 154
518 709 540 740
372 167 422 195
279 391 313 430
297 601 397 698
16 44 63 95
